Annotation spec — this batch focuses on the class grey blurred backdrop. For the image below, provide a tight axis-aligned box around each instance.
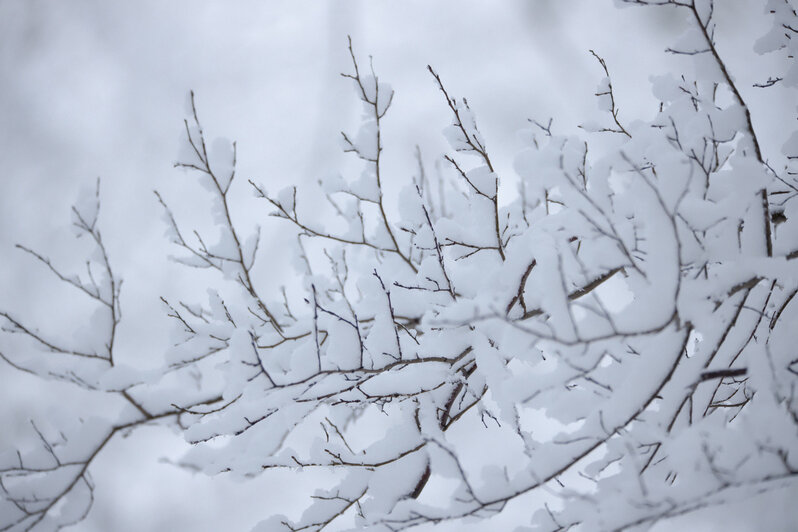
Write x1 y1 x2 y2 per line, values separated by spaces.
1 1 792 530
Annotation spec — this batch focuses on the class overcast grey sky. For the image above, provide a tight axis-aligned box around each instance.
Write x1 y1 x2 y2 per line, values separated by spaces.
1 1 793 530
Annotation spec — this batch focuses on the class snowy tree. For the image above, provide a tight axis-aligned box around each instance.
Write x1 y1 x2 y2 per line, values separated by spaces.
2 1 797 530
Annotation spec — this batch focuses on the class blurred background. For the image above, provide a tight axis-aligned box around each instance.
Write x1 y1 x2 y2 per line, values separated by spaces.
0 1 793 530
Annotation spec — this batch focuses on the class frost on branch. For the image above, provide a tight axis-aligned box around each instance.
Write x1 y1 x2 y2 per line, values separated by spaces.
3 2 798 531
